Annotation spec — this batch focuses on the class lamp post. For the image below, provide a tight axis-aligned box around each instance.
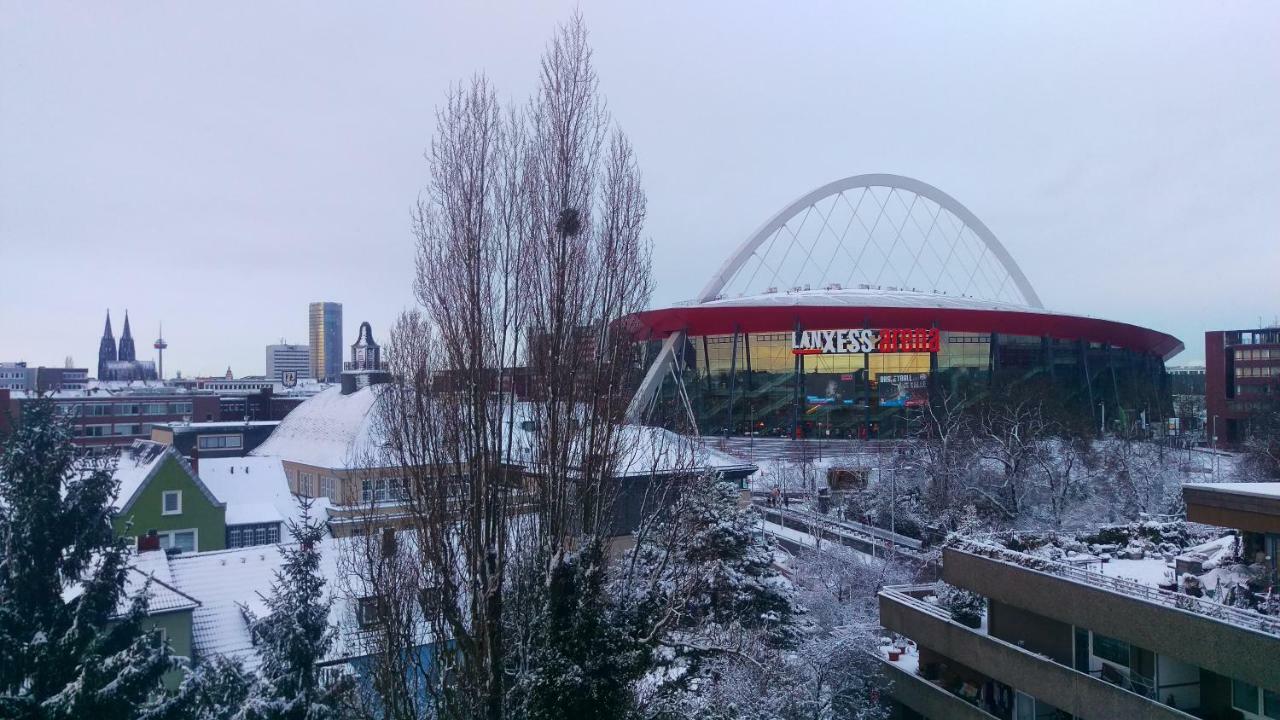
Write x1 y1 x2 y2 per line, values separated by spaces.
1099 402 1106 438
1212 415 1220 481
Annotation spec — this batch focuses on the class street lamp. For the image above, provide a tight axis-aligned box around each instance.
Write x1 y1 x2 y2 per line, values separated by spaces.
1212 415 1220 481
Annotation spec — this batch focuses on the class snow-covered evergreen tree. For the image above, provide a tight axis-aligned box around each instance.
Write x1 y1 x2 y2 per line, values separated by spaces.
142 655 253 720
0 396 172 719
513 540 647 720
238 502 350 720
638 474 799 648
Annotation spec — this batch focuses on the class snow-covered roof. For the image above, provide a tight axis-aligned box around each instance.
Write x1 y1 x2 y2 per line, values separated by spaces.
168 544 288 669
111 440 223 515
251 386 387 469
1184 482 1280 500
166 538 367 671
198 457 331 527
689 287 1068 316
124 549 201 616
612 426 756 477
159 421 280 434
63 549 201 619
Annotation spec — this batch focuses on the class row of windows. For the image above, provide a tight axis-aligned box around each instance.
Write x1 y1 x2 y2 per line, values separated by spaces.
198 434 243 450
58 401 194 417
227 523 281 548
1230 330 1280 346
1236 348 1278 361
75 423 152 437
1235 365 1279 378
362 478 408 504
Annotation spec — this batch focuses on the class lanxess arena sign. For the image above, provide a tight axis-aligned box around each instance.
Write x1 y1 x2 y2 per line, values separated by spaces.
792 328 940 355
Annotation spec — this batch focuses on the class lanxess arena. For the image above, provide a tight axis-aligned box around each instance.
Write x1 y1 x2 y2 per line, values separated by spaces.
624 174 1182 438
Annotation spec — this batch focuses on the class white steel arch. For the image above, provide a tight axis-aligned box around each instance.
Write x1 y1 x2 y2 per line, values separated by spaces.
627 174 1042 424
700 173 1042 308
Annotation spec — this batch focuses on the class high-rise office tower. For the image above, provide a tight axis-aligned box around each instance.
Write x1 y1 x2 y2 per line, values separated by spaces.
308 302 343 382
266 343 312 383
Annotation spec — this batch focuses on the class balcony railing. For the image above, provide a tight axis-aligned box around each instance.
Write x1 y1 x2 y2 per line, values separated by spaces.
879 585 1200 720
950 540 1280 639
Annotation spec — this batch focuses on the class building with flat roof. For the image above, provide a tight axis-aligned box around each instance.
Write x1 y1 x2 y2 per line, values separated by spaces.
877 501 1279 719
150 420 281 464
266 343 311 383
7 387 222 449
308 302 343 382
1205 327 1280 445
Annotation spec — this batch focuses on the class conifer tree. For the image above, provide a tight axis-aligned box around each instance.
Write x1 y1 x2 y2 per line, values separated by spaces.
239 502 350 720
0 397 172 719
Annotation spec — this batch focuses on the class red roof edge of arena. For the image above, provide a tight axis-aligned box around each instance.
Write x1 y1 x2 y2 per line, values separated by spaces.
622 305 1184 361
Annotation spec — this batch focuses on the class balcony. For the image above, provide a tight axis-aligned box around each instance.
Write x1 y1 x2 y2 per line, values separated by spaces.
942 544 1280 692
879 586 1198 720
876 648 1000 720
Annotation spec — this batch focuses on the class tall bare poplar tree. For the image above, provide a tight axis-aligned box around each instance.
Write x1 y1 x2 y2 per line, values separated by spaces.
356 14 652 720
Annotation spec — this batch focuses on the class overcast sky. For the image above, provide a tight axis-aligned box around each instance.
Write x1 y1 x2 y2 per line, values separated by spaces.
2 1 1277 376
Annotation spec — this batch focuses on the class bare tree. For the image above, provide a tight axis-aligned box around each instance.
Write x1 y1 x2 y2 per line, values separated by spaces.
969 397 1048 522
910 386 974 522
344 14 654 720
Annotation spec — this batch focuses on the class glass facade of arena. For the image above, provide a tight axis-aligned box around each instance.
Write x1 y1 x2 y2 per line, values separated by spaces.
649 330 1171 438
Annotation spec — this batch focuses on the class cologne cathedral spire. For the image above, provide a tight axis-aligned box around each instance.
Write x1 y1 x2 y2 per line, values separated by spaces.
118 310 136 362
97 310 117 380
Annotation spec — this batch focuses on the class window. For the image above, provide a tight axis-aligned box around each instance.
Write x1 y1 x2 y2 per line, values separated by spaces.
1266 688 1280 719
82 424 111 437
1092 633 1129 666
361 478 407 504
198 434 244 450
162 490 182 515
357 596 383 628
158 529 197 553
150 627 167 649
320 476 337 499
298 472 315 497
1234 679 1260 714
226 523 282 548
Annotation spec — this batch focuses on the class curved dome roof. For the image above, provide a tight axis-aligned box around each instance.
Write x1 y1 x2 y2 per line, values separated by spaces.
626 287 1183 360
251 385 387 469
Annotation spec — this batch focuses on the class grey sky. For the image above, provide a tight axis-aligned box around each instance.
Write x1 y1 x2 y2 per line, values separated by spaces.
2 1 1277 376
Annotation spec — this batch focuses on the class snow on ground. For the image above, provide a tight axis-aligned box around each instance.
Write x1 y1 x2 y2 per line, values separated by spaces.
1098 557 1176 588
760 519 818 549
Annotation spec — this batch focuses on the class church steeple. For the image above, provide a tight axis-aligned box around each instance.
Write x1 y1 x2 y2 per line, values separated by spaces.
118 310 136 362
97 310 117 380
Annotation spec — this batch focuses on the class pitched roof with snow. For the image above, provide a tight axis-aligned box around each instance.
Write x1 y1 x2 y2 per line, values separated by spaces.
124 549 201 616
111 440 223 515
250 386 387 469
198 456 331 527
165 537 383 670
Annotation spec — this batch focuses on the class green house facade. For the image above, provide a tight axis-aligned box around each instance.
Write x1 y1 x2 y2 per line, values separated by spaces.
111 441 227 553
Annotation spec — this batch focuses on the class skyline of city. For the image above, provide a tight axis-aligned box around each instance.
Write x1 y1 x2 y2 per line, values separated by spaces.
3 3 1278 376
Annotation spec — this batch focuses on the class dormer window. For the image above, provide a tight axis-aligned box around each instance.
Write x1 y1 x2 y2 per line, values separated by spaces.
162 490 182 515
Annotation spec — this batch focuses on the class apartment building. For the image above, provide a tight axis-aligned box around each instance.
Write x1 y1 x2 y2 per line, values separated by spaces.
878 484 1280 720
